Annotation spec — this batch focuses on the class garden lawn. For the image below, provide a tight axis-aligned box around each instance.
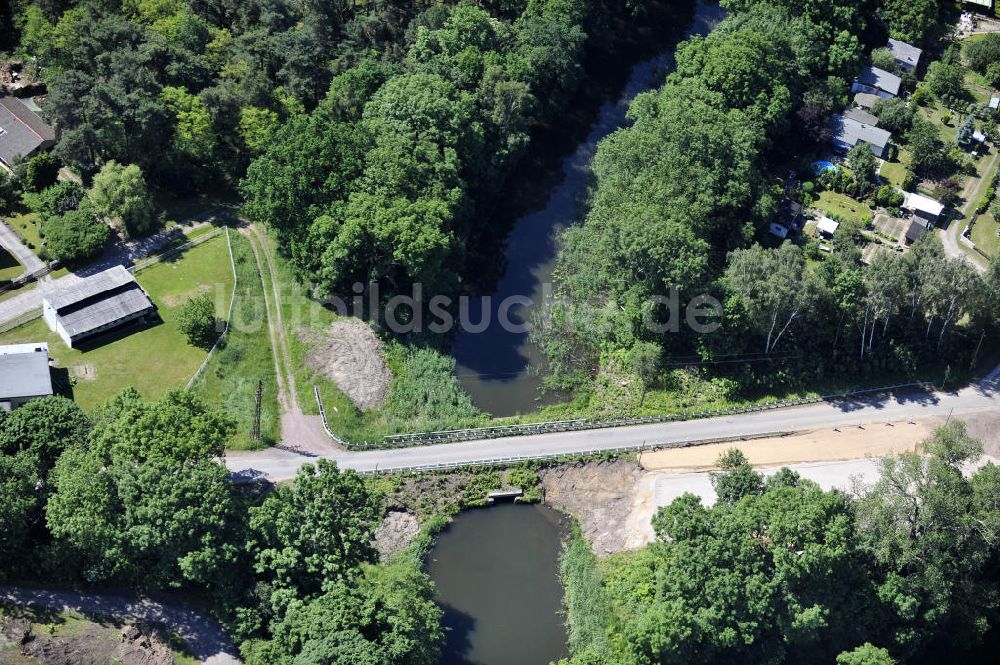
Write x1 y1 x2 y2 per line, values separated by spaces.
6 211 44 253
879 148 912 189
972 211 1000 258
190 232 280 449
0 234 234 410
919 103 959 144
0 247 23 282
814 190 874 225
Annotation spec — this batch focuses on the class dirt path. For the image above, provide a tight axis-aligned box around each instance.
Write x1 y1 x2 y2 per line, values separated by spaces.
941 148 996 273
242 226 333 455
0 586 239 664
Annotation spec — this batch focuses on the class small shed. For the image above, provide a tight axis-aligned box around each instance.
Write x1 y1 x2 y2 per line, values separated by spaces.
817 217 840 239
0 342 53 411
990 94 1000 111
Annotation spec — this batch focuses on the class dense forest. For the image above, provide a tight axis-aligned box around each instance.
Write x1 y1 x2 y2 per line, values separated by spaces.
536 0 1000 399
0 392 444 664
560 422 1000 665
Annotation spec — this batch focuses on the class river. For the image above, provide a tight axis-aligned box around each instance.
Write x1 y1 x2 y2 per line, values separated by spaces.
428 503 570 665
451 0 726 417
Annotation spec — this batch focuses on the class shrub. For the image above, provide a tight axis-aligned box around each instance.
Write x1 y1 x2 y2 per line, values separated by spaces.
176 293 218 348
41 202 110 263
16 152 60 192
23 181 84 219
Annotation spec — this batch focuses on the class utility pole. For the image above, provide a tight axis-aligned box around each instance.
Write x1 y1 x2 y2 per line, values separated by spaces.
252 379 263 442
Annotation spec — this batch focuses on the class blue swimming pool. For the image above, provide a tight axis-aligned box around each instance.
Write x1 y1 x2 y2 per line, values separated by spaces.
811 160 839 175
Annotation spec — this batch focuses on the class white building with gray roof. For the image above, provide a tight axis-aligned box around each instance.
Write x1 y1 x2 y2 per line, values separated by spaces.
0 342 53 411
42 265 156 348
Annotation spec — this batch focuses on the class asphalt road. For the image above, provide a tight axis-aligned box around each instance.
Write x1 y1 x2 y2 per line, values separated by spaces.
0 586 239 664
227 368 1000 481
0 217 45 276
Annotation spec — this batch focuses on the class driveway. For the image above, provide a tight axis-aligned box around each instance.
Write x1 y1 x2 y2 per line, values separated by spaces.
227 368 1000 481
0 217 45 276
0 586 240 664
941 147 997 273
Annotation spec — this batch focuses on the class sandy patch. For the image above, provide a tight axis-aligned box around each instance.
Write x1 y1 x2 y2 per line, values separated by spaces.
70 364 96 382
161 283 212 308
638 420 936 472
300 318 392 410
540 460 643 556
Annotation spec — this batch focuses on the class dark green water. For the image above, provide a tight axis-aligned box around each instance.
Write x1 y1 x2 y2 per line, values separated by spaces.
428 503 570 665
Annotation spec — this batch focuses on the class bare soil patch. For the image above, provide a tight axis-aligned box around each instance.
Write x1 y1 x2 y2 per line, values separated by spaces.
161 284 212 308
300 318 392 410
374 511 421 561
539 460 644 556
1 611 174 665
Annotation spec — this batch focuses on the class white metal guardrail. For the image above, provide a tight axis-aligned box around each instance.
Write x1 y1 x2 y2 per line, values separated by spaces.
313 381 935 451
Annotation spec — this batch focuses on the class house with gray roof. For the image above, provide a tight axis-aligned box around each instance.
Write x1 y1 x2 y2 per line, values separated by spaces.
0 96 54 170
831 114 892 158
852 66 902 99
0 342 53 411
844 107 879 127
42 265 156 347
887 38 922 73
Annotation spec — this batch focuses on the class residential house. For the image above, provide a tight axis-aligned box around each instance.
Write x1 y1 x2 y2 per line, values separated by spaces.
42 265 156 348
852 66 902 99
0 96 55 171
904 191 945 225
0 342 52 411
768 200 803 239
831 114 892 158
901 192 944 244
886 38 922 73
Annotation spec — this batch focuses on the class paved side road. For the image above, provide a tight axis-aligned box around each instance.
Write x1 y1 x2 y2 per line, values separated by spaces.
227 372 1000 481
0 586 240 664
0 217 45 276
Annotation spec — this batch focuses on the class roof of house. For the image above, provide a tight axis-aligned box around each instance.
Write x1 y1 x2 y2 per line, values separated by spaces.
43 265 155 340
855 66 902 96
905 219 929 242
966 0 992 7
854 92 881 109
0 343 52 400
44 265 136 312
831 114 892 152
887 38 922 69
0 96 54 166
904 192 945 217
817 217 840 236
844 107 880 126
